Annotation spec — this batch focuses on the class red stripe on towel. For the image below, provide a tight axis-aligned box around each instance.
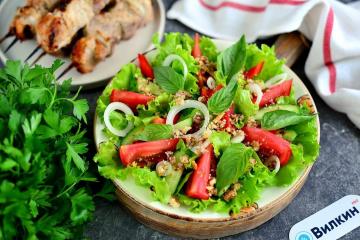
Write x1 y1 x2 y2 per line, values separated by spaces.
198 0 266 12
323 7 336 93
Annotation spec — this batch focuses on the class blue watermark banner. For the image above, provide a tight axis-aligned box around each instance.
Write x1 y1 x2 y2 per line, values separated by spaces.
289 195 360 240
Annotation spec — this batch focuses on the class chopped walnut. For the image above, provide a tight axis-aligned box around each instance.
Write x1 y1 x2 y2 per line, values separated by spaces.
174 91 191 105
230 203 258 218
246 116 258 128
297 95 316 114
206 177 217 196
169 197 180 208
223 183 241 202
249 158 257 165
250 141 261 151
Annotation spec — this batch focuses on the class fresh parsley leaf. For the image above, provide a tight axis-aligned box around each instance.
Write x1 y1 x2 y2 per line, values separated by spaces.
216 143 253 195
261 110 314 130
154 66 184 93
8 110 21 133
135 124 173 141
0 60 98 239
207 78 238 113
73 99 89 123
70 189 95 224
66 143 87 172
217 35 247 83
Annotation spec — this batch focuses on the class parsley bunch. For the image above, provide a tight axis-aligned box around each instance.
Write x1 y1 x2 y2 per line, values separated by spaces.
0 60 95 239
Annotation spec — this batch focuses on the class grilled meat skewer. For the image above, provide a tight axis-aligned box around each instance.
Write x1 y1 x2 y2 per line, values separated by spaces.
36 0 111 54
72 0 153 73
9 0 60 40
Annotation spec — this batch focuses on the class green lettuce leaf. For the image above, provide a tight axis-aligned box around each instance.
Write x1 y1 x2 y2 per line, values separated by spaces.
245 44 285 81
200 36 218 62
272 144 304 186
137 92 174 118
234 88 259 117
286 118 320 163
209 131 231 157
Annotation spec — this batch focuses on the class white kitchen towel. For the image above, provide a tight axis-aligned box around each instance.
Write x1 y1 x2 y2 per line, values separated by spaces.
168 0 360 128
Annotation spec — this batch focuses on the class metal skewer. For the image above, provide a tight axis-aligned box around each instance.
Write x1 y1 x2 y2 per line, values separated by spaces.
4 38 18 53
25 45 42 62
0 32 12 44
30 51 46 66
56 63 74 81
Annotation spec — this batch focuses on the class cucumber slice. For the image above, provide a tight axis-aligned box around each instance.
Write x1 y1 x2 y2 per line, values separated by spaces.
165 169 183 194
174 118 193 130
255 105 299 120
121 126 145 145
283 130 297 142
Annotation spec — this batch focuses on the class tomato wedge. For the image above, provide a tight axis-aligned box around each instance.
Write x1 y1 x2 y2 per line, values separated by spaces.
201 85 223 102
222 105 235 129
191 33 202 58
110 90 154 111
243 126 291 166
138 53 154 79
259 79 293 107
185 145 214 200
244 61 264 79
119 139 179 166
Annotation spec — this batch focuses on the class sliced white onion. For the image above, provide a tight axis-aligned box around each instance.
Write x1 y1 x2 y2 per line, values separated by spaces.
162 54 188 78
249 83 263 105
207 77 216 90
264 73 287 88
104 102 134 137
265 155 281 174
166 100 210 138
273 157 281 174
231 132 245 143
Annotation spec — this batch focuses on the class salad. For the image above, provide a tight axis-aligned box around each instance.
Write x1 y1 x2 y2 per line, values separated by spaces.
94 33 320 215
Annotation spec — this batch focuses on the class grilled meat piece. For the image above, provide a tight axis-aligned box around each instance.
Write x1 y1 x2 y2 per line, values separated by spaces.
36 0 111 54
72 0 153 73
9 0 59 40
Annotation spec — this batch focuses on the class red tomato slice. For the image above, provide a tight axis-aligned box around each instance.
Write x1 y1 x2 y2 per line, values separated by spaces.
152 117 166 124
259 80 293 107
201 85 223 102
191 33 202 58
185 145 214 200
137 53 154 79
110 90 154 111
222 105 235 129
243 126 292 166
119 139 179 166
244 61 264 79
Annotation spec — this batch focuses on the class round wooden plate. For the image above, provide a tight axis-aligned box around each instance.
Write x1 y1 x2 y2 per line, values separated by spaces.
94 39 320 239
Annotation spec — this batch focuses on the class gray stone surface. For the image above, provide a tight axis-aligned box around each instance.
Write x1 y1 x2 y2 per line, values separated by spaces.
0 0 359 239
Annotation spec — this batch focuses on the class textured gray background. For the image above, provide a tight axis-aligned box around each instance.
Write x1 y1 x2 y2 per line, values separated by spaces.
1 0 359 239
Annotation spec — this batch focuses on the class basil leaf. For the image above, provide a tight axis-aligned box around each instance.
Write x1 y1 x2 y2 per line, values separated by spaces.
207 78 238 113
261 110 314 130
154 66 184 94
216 143 253 195
217 35 247 83
135 124 173 141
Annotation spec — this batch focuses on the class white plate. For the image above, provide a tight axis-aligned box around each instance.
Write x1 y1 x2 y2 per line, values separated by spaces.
94 39 320 220
0 0 165 89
